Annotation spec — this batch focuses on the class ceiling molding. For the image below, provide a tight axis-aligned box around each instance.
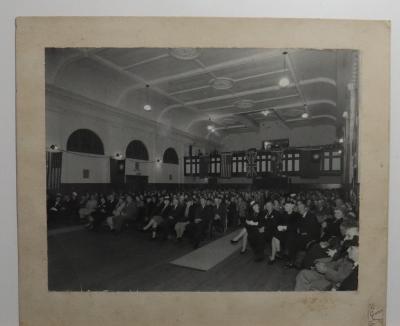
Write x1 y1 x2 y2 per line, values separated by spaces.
158 79 337 122
115 49 285 103
46 84 220 147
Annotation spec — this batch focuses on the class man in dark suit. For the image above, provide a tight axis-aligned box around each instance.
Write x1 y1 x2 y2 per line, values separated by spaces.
338 237 358 291
159 196 184 240
286 201 321 268
210 196 227 237
186 197 212 248
113 194 138 233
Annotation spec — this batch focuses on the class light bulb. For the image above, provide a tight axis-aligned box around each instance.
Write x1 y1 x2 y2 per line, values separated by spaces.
278 77 290 88
301 112 309 119
143 104 152 111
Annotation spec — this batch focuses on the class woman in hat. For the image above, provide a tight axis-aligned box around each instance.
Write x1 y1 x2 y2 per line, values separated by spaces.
246 200 266 262
142 196 172 239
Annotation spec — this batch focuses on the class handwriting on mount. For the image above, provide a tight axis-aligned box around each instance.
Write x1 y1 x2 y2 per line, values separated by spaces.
368 304 384 326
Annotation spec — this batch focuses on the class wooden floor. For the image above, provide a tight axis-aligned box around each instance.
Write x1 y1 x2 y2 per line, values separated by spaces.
48 227 298 291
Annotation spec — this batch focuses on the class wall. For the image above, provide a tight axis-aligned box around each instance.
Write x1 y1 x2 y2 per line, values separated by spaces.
61 151 110 183
220 121 337 151
219 121 341 185
47 89 342 188
46 87 218 187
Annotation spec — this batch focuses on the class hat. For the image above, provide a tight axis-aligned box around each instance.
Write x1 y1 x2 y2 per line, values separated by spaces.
72 192 78 196
346 236 359 247
164 196 170 200
250 200 257 207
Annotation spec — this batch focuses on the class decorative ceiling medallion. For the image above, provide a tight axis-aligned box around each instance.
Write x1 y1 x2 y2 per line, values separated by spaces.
210 77 234 90
169 48 200 60
235 99 254 110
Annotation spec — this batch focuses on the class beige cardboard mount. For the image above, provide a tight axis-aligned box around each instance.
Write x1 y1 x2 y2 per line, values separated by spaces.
16 17 390 326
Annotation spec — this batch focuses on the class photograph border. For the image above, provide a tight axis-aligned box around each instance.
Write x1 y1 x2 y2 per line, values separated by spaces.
16 17 390 326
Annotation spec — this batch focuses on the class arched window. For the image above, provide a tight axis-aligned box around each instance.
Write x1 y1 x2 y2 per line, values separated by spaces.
66 129 104 155
126 140 149 160
163 147 179 164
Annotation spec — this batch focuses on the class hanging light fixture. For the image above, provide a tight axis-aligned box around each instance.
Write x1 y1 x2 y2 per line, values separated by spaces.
278 51 290 88
143 84 152 111
301 104 309 119
261 109 271 116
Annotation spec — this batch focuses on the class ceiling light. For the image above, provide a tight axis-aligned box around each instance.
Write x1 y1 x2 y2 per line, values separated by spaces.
211 77 234 90
278 51 290 88
338 149 343 154
301 103 309 119
261 110 271 116
143 84 152 111
235 99 254 110
169 48 200 60
338 138 344 143
342 111 349 119
278 77 290 88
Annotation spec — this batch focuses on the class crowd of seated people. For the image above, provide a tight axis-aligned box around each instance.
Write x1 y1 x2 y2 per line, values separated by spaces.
47 187 359 290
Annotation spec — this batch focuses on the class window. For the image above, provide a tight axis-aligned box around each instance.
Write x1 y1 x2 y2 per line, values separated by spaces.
184 157 192 176
209 155 221 175
256 152 272 173
322 150 342 172
232 153 247 175
282 152 300 174
163 148 179 165
67 129 104 155
184 157 200 176
126 140 149 160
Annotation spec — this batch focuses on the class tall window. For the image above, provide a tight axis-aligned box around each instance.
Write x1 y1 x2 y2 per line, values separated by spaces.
232 153 247 175
209 155 221 175
282 152 300 173
322 150 342 172
256 152 271 174
163 147 179 165
66 129 104 155
126 140 149 160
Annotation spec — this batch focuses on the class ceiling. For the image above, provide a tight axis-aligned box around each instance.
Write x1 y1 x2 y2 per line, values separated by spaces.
46 47 358 141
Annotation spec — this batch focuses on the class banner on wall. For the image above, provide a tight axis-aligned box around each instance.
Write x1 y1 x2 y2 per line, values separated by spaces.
46 151 63 193
199 155 209 179
246 150 257 178
300 149 321 178
220 152 232 178
110 158 126 184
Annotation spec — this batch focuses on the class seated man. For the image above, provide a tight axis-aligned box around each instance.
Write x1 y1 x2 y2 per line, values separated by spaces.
78 194 98 222
286 201 320 268
301 218 359 269
159 196 183 240
337 237 359 291
210 196 227 237
110 194 138 233
186 197 212 248
175 197 196 241
294 244 355 291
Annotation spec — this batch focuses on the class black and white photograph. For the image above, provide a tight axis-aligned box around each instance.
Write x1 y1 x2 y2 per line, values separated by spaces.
45 47 360 292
